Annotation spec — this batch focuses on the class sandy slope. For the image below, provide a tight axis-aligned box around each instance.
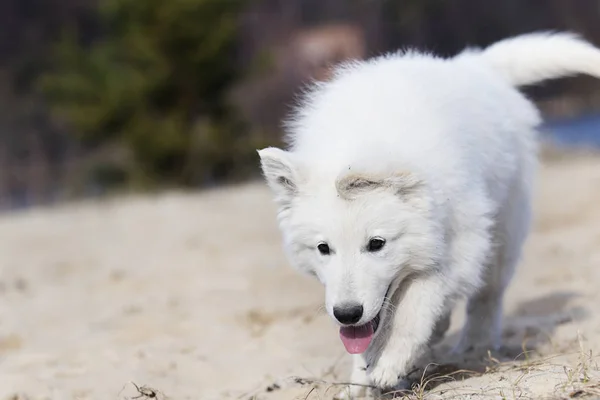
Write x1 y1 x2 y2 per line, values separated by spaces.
1 153 600 400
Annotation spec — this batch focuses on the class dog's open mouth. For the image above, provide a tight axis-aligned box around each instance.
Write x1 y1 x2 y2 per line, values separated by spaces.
338 283 393 354
338 309 382 354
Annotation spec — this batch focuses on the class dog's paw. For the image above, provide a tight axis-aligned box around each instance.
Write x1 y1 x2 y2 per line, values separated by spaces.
452 334 501 357
333 384 368 400
370 378 412 399
366 356 408 391
333 387 353 400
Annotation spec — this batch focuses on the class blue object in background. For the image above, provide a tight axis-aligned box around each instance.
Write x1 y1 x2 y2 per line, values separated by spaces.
542 113 600 147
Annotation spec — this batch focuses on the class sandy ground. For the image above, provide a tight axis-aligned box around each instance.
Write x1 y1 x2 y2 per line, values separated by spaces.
1 152 600 400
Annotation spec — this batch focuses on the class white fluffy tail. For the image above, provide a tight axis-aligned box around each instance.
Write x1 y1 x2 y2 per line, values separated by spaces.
477 31 600 87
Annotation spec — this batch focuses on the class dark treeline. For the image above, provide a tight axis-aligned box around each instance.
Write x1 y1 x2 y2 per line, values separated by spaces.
1 0 599 209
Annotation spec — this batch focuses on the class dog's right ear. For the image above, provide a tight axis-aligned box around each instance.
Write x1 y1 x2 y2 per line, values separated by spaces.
257 147 300 204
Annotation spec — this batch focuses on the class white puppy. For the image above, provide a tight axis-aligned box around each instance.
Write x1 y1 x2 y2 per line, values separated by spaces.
258 32 600 396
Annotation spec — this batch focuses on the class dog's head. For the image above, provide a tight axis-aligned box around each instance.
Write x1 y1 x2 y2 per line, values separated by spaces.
258 147 441 347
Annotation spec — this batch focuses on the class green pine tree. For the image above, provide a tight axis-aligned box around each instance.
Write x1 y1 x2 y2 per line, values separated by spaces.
39 0 248 189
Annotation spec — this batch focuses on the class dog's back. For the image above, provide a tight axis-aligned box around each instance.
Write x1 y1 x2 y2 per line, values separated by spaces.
286 32 600 203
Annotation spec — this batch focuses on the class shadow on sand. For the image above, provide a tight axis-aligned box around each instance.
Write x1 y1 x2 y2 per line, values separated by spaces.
392 291 589 396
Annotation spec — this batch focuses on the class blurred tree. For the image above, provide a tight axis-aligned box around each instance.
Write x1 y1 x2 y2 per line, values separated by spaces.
39 0 248 189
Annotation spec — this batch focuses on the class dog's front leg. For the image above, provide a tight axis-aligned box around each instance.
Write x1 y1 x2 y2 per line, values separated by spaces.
335 355 371 399
365 274 448 391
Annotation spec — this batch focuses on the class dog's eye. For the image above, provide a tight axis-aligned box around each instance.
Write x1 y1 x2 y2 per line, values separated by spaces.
367 237 386 252
317 242 331 255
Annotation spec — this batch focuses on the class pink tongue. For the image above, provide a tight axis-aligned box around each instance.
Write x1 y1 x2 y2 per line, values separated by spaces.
339 322 374 354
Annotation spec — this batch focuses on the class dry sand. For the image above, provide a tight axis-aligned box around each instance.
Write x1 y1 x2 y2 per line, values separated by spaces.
1 152 600 399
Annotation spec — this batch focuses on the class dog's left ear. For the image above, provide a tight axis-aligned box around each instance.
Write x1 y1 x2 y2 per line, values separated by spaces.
257 147 300 204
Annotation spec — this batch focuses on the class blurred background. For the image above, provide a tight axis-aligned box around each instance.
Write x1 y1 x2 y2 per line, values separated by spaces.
1 0 600 211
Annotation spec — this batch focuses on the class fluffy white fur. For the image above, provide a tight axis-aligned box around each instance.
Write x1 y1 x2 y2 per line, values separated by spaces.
258 32 600 397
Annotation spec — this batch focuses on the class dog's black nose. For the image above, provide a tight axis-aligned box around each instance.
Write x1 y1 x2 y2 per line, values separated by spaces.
333 303 363 324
